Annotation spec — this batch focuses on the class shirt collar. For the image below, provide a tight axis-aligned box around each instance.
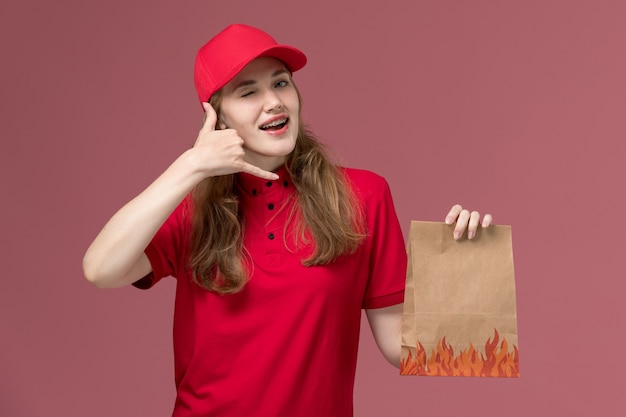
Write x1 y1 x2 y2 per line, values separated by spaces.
236 165 292 197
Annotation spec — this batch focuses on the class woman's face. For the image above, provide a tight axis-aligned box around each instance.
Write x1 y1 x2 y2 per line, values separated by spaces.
218 57 300 172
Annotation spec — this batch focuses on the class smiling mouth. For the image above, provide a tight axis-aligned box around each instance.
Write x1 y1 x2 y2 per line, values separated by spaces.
259 117 289 131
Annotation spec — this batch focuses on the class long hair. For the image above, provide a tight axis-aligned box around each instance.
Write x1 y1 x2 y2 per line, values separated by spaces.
189 86 365 294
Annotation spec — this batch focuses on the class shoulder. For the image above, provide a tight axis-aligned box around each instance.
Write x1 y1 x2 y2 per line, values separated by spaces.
341 167 390 197
341 167 388 185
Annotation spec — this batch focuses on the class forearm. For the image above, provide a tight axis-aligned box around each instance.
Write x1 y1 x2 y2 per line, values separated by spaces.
365 303 403 368
82 150 206 288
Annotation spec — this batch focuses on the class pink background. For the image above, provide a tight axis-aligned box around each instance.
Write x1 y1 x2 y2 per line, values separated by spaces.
1 0 624 415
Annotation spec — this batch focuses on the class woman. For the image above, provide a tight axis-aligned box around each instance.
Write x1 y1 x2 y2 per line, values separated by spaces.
83 24 492 417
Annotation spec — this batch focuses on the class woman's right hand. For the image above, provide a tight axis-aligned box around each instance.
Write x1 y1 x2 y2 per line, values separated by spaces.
190 103 278 180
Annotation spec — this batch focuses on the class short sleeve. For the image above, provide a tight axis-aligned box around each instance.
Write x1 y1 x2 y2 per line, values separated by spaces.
132 198 191 290
356 173 407 309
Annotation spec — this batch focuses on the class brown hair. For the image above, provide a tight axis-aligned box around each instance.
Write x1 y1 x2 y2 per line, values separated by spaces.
189 87 365 294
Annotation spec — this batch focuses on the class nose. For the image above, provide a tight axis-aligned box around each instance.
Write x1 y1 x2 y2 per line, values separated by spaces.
263 89 283 112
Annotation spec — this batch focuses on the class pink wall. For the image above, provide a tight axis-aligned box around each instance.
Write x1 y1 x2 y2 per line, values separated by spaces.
2 0 624 415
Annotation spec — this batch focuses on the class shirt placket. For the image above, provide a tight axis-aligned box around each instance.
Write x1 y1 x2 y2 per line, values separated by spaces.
262 179 283 265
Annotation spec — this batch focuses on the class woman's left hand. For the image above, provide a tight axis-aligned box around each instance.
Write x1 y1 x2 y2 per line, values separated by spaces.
444 204 493 240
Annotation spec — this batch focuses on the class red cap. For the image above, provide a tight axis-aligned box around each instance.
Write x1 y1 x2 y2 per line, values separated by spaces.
194 24 307 104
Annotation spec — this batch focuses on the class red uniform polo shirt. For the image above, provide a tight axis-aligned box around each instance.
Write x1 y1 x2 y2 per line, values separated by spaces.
137 167 407 417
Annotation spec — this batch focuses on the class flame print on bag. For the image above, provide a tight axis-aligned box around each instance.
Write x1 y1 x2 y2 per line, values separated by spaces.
400 328 519 377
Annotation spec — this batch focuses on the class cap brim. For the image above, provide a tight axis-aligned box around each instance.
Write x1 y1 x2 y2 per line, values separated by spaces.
259 45 307 73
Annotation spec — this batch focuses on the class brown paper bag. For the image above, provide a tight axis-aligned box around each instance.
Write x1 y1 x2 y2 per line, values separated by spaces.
400 221 519 377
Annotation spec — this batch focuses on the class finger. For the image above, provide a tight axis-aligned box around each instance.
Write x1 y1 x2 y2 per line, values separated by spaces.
481 213 493 228
445 204 463 224
453 209 471 240
200 102 218 132
240 162 279 181
467 211 481 239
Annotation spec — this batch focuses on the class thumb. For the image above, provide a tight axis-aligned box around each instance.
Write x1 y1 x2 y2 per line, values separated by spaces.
201 102 218 132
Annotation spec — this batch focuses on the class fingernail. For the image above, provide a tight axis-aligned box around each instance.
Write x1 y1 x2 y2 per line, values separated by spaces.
454 231 461 240
445 217 454 225
468 231 475 239
271 173 279 180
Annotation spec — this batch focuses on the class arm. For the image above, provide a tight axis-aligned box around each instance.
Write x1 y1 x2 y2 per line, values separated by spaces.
82 150 206 288
82 103 278 288
366 304 404 368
